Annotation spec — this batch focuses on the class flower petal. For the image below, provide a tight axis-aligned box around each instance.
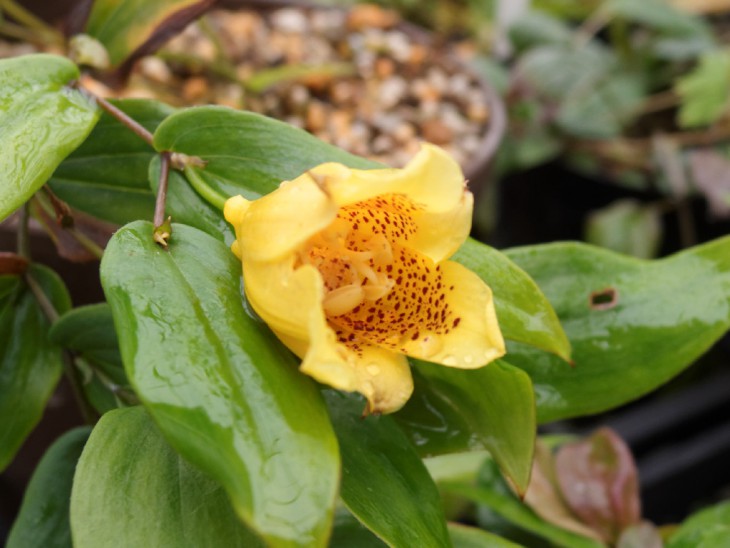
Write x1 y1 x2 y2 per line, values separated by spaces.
328 246 505 369
401 260 505 367
225 176 337 263
300 320 414 414
317 144 472 262
243 258 414 414
243 259 323 341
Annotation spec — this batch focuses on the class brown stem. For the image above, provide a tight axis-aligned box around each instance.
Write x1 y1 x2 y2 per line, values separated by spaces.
0 0 65 46
90 93 155 147
17 203 30 259
154 152 171 228
61 353 98 424
43 186 73 227
24 272 97 424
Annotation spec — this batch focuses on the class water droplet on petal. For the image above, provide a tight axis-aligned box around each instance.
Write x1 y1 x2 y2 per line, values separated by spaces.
366 364 381 376
463 355 473 364
419 335 442 359
442 355 458 366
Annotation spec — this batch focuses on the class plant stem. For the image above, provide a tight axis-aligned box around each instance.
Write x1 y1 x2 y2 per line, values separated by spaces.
0 0 64 46
574 8 611 48
608 18 632 61
32 191 104 260
68 227 104 259
0 20 44 44
154 152 171 228
24 272 97 424
61 353 98 424
90 93 155 147
17 203 30 259
184 165 227 211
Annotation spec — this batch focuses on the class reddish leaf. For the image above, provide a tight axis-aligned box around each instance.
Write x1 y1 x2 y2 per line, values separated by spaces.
688 149 730 219
524 441 604 541
0 252 29 275
30 199 115 263
617 521 663 548
555 428 641 543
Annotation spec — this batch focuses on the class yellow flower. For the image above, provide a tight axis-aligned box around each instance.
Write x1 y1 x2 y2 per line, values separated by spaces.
224 144 505 414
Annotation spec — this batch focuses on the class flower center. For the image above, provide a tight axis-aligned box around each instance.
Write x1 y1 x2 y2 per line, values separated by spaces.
296 194 458 356
299 215 396 317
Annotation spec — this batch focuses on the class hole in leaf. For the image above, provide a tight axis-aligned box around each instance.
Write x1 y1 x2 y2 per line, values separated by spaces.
590 287 619 310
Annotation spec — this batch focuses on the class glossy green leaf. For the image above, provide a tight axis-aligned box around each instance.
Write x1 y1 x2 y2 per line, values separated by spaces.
0 54 99 221
49 303 131 414
71 406 263 547
0 265 71 471
449 523 523 548
148 107 378 241
7 427 91 548
396 361 535 494
84 0 212 66
101 221 339 546
329 509 387 548
325 390 451 548
505 237 730 422
453 238 570 360
442 459 605 548
50 303 121 369
666 500 730 547
152 106 378 201
49 99 174 225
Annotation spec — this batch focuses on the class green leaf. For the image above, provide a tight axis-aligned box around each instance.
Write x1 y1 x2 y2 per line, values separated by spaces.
70 406 263 547
329 509 387 548
101 221 339 547
50 303 121 369
395 360 536 494
84 0 211 66
509 12 572 51
505 237 730 422
675 49 730 129
325 390 451 548
442 459 605 548
448 522 523 548
603 0 712 37
532 0 600 19
453 238 570 360
0 265 70 471
7 427 91 548
667 500 730 547
49 99 174 225
49 303 131 414
556 72 645 139
0 275 21 300
585 199 662 259
0 54 99 221
152 106 378 200
517 45 645 139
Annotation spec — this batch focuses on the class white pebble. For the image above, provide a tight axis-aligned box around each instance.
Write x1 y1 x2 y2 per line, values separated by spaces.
271 9 309 33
